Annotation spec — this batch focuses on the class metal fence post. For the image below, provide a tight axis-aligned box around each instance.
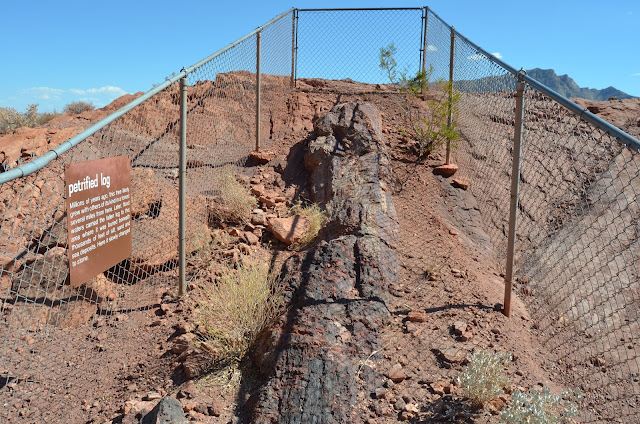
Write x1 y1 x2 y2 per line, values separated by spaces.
421 7 429 100
178 72 188 296
256 30 262 152
446 26 455 165
291 10 297 88
503 79 526 317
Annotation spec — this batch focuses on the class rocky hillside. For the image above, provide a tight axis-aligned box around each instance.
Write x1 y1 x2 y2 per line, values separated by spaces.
527 68 635 101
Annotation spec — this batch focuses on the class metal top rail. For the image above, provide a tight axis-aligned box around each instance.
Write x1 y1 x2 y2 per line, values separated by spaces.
0 8 295 185
426 7 640 152
297 7 424 11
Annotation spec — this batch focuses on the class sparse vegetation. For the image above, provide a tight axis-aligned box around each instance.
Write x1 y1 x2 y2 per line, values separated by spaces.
0 104 57 134
458 350 512 408
501 386 581 424
208 167 256 224
379 42 460 161
63 101 95 114
196 261 283 365
287 200 328 249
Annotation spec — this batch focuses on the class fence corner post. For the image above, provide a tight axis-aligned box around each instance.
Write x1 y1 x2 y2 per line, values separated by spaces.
446 26 455 165
256 30 262 153
178 72 188 297
504 79 526 317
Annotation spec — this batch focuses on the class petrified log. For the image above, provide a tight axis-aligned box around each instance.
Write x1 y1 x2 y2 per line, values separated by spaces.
252 102 398 423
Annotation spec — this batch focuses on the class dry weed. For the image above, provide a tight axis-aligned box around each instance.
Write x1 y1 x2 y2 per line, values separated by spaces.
288 200 328 249
196 261 283 365
208 167 256 224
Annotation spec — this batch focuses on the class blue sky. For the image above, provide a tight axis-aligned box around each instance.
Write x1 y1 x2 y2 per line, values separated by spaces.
1 0 638 113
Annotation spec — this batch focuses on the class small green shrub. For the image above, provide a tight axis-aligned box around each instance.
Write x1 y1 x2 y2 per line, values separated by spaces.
458 350 512 407
288 200 328 249
63 101 95 114
379 43 460 161
196 261 282 364
501 387 581 424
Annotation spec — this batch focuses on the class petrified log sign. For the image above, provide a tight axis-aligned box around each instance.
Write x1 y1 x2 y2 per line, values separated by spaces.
253 102 399 423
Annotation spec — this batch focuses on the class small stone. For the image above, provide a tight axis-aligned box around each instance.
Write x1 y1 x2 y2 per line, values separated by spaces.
453 321 467 335
249 150 275 165
394 398 406 411
144 392 162 401
451 177 470 190
593 357 606 367
404 403 419 413
388 364 406 383
488 397 506 414
491 328 501 335
438 348 465 364
251 184 266 197
238 243 252 255
430 381 446 395
407 310 427 323
182 401 198 412
449 229 458 235
251 209 267 225
433 163 458 177
243 232 260 245
374 387 387 399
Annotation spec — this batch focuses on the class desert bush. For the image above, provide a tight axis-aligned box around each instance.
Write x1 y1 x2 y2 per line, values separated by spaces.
196 261 282 364
288 200 328 249
501 386 581 424
63 101 95 114
208 167 256 224
379 43 460 161
458 350 512 407
0 104 51 134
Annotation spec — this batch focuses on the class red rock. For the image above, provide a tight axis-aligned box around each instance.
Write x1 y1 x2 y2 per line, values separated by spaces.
433 163 458 177
243 232 260 245
251 184 266 196
451 177 469 190
267 215 310 245
80 274 117 303
388 364 406 383
407 310 427 323
258 195 277 208
249 150 276 164
453 321 467 335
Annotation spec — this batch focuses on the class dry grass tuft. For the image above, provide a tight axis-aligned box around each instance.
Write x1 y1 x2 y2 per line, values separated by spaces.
288 200 328 249
207 167 256 224
196 261 283 366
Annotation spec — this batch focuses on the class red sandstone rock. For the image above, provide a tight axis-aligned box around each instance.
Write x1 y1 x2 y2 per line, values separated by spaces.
433 163 458 177
267 216 310 245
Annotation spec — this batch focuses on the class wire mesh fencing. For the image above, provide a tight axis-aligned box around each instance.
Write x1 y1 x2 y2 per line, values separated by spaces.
439 11 640 423
0 9 294 422
295 8 425 88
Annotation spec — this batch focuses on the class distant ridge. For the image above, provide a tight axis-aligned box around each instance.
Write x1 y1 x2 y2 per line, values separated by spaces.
526 68 635 101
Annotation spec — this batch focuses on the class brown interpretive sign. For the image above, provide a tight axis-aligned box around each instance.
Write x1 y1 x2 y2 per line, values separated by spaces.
65 155 132 287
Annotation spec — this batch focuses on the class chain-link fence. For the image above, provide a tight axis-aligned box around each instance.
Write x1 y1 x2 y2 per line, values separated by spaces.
1 6 639 423
428 9 640 423
0 9 294 422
